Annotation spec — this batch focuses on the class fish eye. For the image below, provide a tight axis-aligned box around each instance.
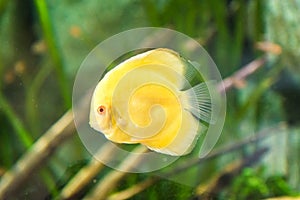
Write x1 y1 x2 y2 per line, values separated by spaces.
97 105 106 115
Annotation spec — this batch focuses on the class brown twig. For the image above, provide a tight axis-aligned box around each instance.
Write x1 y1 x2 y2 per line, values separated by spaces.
218 56 267 93
107 123 286 200
59 142 117 200
84 146 148 200
0 110 76 199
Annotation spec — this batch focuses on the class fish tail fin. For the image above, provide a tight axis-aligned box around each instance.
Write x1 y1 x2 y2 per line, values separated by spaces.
181 81 215 124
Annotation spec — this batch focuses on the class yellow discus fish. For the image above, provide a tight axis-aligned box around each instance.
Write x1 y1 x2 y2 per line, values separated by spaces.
89 48 211 156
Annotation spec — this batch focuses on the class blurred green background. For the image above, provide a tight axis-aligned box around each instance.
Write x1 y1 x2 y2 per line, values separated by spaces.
0 0 300 199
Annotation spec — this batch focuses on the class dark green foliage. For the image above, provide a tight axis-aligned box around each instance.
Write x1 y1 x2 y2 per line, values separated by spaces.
142 0 264 76
224 168 299 200
133 178 194 200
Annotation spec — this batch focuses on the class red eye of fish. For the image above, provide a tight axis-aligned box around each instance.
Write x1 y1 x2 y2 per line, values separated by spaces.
97 105 106 115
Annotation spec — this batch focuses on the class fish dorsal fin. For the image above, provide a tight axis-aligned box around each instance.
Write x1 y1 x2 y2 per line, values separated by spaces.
128 48 185 74
110 48 186 89
181 60 205 90
181 81 216 124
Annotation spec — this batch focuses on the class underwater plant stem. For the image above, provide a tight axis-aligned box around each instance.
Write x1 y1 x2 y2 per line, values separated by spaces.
25 62 52 136
33 0 71 108
0 92 33 148
40 169 59 197
108 177 158 200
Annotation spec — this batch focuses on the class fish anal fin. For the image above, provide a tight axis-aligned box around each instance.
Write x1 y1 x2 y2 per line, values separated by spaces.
146 112 207 156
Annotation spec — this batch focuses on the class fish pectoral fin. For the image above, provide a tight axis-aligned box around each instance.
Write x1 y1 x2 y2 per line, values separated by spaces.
181 81 217 124
113 107 127 128
116 116 127 127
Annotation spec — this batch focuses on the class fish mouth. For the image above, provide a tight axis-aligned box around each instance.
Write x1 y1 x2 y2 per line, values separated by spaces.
89 120 114 137
89 120 102 132
89 112 114 136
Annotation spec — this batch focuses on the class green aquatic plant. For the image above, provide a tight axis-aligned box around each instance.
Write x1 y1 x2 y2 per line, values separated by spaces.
226 168 299 200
